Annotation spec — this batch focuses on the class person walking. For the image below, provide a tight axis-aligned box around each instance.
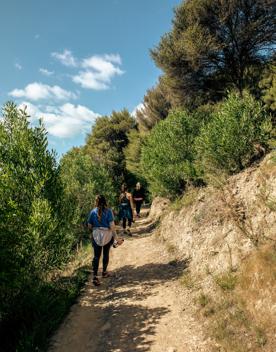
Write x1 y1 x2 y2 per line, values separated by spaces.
133 182 145 218
87 195 117 286
118 184 134 235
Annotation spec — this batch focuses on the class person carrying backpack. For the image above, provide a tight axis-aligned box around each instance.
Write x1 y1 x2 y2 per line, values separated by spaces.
118 184 134 235
88 194 121 286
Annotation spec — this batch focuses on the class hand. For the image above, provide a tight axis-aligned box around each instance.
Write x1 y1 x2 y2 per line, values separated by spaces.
113 238 124 248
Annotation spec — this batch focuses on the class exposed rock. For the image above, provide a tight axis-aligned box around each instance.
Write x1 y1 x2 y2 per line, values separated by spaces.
155 154 276 277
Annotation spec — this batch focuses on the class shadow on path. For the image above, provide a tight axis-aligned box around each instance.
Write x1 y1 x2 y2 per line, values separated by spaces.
67 259 188 352
131 220 160 236
96 304 169 352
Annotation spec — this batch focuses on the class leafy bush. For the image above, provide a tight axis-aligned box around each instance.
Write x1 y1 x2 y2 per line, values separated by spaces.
140 110 201 197
60 147 117 241
195 93 272 179
1 260 90 352
0 102 74 320
259 62 276 112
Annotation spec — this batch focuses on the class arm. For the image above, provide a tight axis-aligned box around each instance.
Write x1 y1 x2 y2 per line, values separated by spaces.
128 193 135 213
109 209 117 239
109 221 117 240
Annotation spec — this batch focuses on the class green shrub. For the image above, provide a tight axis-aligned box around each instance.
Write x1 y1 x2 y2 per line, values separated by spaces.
0 102 74 320
60 147 117 240
195 92 272 180
197 293 210 308
259 62 276 112
140 110 201 197
1 261 90 352
215 272 237 291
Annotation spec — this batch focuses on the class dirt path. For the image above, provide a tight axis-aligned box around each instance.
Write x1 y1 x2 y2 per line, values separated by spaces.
49 212 212 352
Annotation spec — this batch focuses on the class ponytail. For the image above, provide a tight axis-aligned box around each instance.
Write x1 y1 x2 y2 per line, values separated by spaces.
95 195 107 222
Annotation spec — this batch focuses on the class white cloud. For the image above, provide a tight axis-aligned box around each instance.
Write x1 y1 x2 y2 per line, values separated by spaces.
73 54 124 90
15 63 22 70
9 82 77 101
82 55 123 75
51 49 77 67
103 54 122 64
39 68 54 76
50 49 124 90
18 101 100 138
72 71 109 90
131 103 144 117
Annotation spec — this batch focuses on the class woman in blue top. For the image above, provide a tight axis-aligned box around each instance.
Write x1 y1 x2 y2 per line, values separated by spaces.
88 195 117 286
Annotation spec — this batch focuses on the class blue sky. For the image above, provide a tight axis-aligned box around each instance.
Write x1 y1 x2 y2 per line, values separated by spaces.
0 0 180 156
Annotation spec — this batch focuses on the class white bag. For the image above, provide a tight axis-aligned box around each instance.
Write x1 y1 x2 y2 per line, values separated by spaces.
92 227 113 246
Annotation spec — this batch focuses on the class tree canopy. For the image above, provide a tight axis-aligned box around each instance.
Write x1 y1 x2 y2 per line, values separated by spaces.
151 0 276 108
136 78 172 131
85 109 135 185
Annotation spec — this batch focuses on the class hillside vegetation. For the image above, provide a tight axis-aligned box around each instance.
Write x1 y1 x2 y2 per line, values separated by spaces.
0 0 275 350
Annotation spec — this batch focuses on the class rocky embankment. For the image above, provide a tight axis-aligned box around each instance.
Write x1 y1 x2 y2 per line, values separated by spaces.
149 152 276 351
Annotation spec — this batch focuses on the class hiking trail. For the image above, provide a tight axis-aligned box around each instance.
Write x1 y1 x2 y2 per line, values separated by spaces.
49 209 213 352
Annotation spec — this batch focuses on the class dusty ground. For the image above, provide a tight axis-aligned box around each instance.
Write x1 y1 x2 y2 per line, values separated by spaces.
49 211 212 352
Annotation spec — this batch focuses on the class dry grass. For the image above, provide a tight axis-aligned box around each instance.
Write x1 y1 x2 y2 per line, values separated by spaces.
196 292 211 308
206 152 276 246
237 244 276 332
170 187 199 211
180 271 198 289
210 299 267 352
238 243 276 295
195 293 216 317
218 185 262 246
199 245 276 351
197 293 269 352
166 242 178 255
257 152 276 212
193 209 206 224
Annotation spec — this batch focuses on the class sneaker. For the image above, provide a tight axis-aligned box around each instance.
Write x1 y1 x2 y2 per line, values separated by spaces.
102 272 111 278
93 276 101 286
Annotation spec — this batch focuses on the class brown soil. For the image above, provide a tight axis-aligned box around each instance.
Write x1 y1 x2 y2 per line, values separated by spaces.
49 211 212 352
